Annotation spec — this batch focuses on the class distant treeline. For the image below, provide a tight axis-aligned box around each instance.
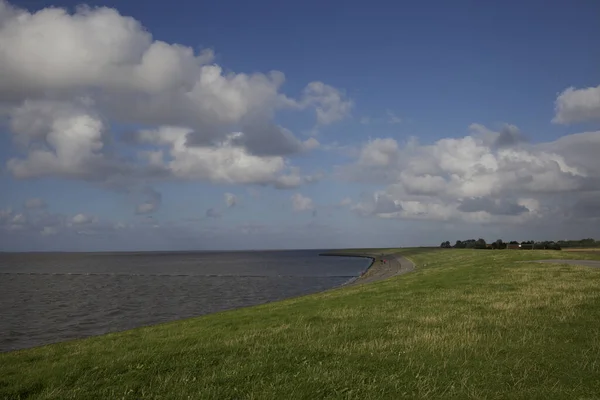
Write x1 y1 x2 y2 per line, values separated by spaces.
439 238 600 250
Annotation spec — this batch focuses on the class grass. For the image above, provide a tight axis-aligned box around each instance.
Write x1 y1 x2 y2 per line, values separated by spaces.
564 248 600 252
2 248 600 399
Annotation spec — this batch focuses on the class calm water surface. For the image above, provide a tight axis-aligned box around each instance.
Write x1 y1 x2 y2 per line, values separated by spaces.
0 250 369 352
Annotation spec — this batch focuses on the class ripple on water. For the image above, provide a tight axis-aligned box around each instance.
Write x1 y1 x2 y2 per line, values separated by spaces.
0 251 370 352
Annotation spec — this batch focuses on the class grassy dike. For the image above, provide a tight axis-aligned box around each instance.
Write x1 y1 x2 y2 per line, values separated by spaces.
2 248 600 399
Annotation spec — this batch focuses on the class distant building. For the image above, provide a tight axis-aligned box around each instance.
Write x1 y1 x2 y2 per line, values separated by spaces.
507 244 521 250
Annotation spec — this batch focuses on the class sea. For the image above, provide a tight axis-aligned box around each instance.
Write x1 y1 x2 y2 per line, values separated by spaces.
0 250 370 352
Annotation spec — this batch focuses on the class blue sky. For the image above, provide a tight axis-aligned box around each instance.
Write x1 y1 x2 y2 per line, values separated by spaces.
1 0 600 251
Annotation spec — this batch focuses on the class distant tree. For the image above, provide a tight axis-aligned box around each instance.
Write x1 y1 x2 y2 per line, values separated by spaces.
539 241 562 250
520 241 533 250
440 241 451 248
494 239 506 250
582 238 596 246
464 239 477 249
557 238 599 248
454 240 464 248
475 238 487 249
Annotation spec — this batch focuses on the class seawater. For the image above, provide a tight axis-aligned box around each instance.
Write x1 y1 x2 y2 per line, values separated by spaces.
0 250 370 352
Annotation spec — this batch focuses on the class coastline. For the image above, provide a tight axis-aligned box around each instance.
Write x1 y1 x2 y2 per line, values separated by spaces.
320 251 415 286
6 249 600 398
2 250 403 353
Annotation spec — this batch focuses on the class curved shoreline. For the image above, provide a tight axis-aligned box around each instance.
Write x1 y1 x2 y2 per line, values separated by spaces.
320 251 415 286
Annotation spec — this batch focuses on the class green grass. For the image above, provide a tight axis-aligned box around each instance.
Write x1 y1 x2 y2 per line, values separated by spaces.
2 248 600 399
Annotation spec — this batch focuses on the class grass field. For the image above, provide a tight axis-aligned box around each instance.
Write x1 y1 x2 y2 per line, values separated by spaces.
564 248 600 252
2 248 600 399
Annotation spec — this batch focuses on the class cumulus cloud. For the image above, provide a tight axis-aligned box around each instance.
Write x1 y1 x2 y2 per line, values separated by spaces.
136 187 162 214
553 85 600 124
206 121 321 156
40 226 58 236
0 0 348 191
291 193 314 212
351 192 403 217
492 124 526 148
71 213 95 225
386 110 402 124
300 82 353 126
0 208 27 232
270 168 323 189
357 138 399 168
224 193 238 208
0 206 117 238
5 99 123 181
457 197 529 216
341 123 600 225
135 126 307 186
567 192 600 221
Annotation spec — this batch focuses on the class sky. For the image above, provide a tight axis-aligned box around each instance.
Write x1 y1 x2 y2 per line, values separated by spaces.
1 0 600 251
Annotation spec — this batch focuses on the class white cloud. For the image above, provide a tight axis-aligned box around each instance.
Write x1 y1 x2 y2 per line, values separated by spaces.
6 99 109 180
224 193 238 208
71 213 95 225
291 193 314 212
0 2 279 125
40 226 58 236
358 138 399 167
303 137 320 151
135 187 162 214
553 85 600 124
136 127 299 186
0 206 125 240
136 203 157 214
386 109 401 124
351 191 403 217
11 213 26 224
300 82 353 125
0 208 34 232
341 124 600 225
0 0 347 190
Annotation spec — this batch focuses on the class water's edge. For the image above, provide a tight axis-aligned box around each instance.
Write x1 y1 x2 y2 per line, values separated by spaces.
319 253 375 286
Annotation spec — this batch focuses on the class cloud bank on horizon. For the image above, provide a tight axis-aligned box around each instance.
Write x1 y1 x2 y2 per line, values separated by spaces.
0 0 599 251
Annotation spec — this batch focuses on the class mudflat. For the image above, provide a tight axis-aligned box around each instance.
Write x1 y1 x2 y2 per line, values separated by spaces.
320 251 416 286
349 252 415 285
